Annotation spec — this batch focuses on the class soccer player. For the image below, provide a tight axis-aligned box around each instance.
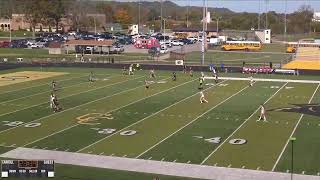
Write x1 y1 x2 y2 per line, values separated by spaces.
150 69 156 78
172 72 177 81
49 93 55 111
200 91 208 103
198 77 204 90
145 79 149 89
249 75 254 87
214 73 219 83
122 66 127 75
257 104 267 122
129 65 134 75
51 80 57 91
88 71 95 82
189 67 193 77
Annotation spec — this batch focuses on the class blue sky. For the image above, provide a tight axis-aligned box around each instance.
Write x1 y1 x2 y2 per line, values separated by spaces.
174 0 320 13
115 0 320 13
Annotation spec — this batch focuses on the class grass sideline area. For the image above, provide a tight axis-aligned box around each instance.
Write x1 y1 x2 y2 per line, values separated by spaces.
0 67 319 179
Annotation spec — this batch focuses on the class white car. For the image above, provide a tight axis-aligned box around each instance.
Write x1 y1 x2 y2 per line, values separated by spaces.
171 40 184 46
160 45 168 54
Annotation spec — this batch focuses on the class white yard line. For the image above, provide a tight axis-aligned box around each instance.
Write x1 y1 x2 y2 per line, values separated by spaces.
271 83 320 171
0 75 141 119
0 76 144 134
0 81 91 105
204 77 320 84
200 82 288 165
136 82 252 158
22 77 192 147
0 74 88 95
76 80 228 152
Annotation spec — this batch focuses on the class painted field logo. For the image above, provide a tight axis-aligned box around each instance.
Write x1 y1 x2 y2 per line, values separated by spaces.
76 113 114 125
269 104 320 117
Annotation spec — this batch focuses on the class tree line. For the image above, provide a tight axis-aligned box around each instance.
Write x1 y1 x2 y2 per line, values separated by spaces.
0 0 318 34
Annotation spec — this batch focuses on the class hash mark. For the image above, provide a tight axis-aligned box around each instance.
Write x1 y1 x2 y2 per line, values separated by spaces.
123 155 127 157
228 164 231 168
99 152 104 155
187 161 191 164
161 158 165 161
173 159 177 162
148 157 152 160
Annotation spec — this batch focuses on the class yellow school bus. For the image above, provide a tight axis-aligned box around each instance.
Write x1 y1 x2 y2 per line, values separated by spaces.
221 41 262 51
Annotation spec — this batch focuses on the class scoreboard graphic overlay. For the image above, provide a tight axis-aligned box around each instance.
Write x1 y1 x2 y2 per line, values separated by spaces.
1 160 54 178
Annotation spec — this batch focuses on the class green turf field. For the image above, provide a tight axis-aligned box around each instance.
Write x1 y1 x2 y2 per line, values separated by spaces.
0 67 319 179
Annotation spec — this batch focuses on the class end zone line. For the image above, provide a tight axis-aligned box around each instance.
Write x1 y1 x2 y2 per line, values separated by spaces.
200 82 288 165
76 80 228 152
0 74 88 95
22 77 192 147
136 81 252 158
0 75 140 119
271 83 320 171
204 77 320 84
0 76 144 134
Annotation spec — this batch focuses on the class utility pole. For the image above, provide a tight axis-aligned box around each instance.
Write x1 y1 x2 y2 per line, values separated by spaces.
258 0 261 29
265 0 269 29
284 0 287 42
138 0 141 34
160 0 163 33
186 0 189 28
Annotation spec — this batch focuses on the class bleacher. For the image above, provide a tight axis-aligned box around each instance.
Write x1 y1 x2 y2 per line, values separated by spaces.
283 46 320 70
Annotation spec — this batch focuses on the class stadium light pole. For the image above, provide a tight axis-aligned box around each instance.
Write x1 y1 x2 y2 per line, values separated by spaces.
201 0 206 65
265 0 269 29
290 137 296 180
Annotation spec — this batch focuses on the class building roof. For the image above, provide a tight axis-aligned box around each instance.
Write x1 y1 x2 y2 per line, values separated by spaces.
65 40 113 46
48 42 62 48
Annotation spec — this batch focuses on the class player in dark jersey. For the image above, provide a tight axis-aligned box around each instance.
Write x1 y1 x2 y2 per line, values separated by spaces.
199 77 204 89
172 72 177 81
51 80 57 91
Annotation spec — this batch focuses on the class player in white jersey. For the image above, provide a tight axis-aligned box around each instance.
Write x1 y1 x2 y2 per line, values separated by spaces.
249 75 254 87
49 93 56 111
257 104 267 122
129 65 134 75
200 91 208 103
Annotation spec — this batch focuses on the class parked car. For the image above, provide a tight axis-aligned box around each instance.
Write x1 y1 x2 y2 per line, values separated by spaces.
160 45 168 54
187 36 198 42
180 38 194 45
148 46 160 56
171 40 184 46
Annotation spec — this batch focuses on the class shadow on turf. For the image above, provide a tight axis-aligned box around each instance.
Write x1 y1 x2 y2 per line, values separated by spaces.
268 104 320 117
